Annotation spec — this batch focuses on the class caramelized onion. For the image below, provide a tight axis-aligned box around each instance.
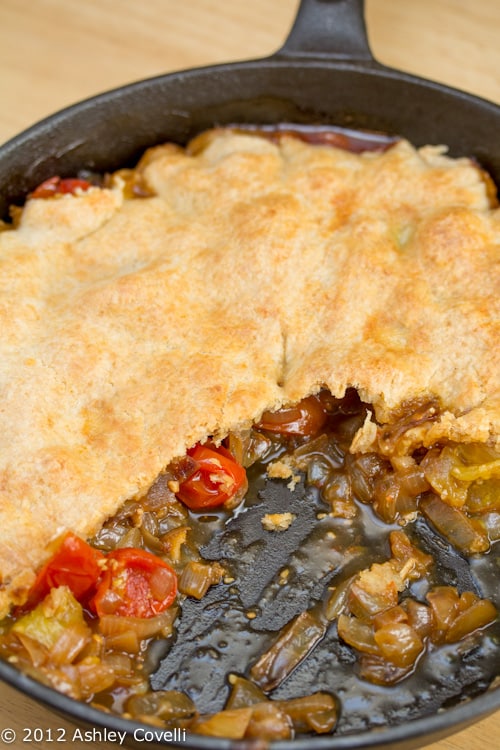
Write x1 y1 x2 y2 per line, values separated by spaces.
99 608 177 641
373 622 424 668
222 691 337 740
324 576 354 621
420 494 490 554
348 562 405 619
426 587 461 639
161 526 189 562
389 530 433 578
278 693 338 734
337 614 379 655
467 478 500 514
421 447 469 508
227 430 273 468
373 605 409 630
2 386 498 735
445 599 497 643
358 653 413 685
178 561 224 599
347 453 388 504
293 433 344 468
225 675 267 709
245 702 292 740
191 707 253 739
377 399 439 455
14 633 49 668
76 658 116 698
250 611 326 691
404 600 433 638
116 527 143 549
373 465 429 523
49 624 92 666
126 690 197 724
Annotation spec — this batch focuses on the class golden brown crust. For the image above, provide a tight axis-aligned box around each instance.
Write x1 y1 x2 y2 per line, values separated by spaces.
0 130 498 616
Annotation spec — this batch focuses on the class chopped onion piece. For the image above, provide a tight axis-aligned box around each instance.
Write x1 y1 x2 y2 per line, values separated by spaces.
250 611 326 691
126 690 196 723
373 605 408 630
161 526 189 562
225 675 267 709
278 693 338 734
117 527 143 549
49 623 92 666
347 453 388 504
373 622 424 668
191 707 253 739
467 479 500 514
14 633 49 668
452 459 500 482
99 607 177 641
178 561 224 599
324 576 354 621
348 561 405 619
426 586 461 639
104 630 140 654
76 658 116 698
445 599 497 643
377 399 439 455
421 447 469 508
420 494 490 554
293 433 344 469
337 614 379 655
403 600 433 638
389 530 433 578
358 653 413 685
245 702 292 740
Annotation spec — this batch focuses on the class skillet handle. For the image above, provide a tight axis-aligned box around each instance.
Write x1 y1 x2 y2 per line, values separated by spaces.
276 0 375 62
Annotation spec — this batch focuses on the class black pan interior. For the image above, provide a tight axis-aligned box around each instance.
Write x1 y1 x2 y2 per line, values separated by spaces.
151 474 500 736
0 0 499 747
0 60 499 217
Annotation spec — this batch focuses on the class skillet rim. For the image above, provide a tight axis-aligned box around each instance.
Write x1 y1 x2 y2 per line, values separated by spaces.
1 53 499 150
0 656 498 750
0 53 499 216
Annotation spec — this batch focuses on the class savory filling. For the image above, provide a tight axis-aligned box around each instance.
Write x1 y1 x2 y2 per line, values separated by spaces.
0 125 498 739
1 389 498 740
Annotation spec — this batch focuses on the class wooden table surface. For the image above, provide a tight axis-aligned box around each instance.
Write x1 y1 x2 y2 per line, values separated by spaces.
0 1 498 749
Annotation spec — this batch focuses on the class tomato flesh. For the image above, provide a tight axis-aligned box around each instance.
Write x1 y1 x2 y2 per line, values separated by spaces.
27 532 104 608
255 395 327 436
91 548 177 618
175 444 247 511
30 176 92 199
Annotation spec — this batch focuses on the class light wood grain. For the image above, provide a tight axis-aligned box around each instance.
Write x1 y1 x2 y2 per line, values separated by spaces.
0 0 499 145
0 1 498 749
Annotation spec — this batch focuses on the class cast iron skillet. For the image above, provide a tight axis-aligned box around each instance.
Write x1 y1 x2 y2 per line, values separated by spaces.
0 1 499 748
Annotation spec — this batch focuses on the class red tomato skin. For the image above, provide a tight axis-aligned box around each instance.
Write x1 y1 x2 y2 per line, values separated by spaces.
30 176 92 199
176 444 246 511
91 548 177 619
255 395 327 436
27 532 104 608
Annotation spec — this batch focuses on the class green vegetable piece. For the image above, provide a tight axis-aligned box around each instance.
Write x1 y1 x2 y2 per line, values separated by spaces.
12 586 86 650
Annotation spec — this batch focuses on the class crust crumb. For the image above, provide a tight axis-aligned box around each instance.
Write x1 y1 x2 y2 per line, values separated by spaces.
267 459 301 489
261 512 296 532
350 412 378 453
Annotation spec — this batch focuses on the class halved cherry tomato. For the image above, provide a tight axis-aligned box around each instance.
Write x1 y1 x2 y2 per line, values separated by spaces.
26 532 104 608
30 176 92 199
91 548 177 618
255 395 327 436
175 444 247 511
